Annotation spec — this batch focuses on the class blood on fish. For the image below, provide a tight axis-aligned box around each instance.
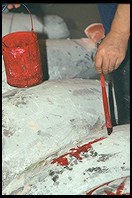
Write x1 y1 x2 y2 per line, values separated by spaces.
51 137 106 166
86 176 129 195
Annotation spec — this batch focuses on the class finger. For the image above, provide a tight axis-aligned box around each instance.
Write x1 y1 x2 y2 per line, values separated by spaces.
114 57 124 70
7 4 14 9
95 53 103 74
108 58 118 72
14 4 21 8
101 55 109 74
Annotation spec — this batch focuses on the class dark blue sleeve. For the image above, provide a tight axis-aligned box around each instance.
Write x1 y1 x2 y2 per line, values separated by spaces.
97 3 118 34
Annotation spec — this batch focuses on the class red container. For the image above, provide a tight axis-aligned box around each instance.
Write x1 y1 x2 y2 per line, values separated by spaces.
2 4 43 88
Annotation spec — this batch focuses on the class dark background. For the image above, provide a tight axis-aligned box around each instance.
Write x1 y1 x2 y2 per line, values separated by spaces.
7 3 102 38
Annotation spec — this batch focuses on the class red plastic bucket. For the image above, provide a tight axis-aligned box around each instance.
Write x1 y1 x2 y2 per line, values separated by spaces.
2 4 43 88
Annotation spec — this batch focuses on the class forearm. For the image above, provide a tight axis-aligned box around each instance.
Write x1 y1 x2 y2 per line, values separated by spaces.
110 4 130 39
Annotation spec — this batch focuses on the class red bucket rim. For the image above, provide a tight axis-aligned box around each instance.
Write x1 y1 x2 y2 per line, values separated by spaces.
2 31 37 38
2 31 38 48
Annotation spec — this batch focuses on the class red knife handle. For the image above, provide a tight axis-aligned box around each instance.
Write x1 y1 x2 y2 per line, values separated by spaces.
100 74 113 133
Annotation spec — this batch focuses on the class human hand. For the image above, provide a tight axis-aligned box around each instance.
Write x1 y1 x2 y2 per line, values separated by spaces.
7 4 21 10
95 31 129 74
